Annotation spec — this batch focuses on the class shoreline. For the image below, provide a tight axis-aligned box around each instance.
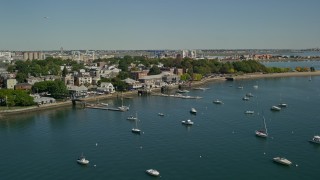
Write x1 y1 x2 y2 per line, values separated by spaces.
1 71 319 117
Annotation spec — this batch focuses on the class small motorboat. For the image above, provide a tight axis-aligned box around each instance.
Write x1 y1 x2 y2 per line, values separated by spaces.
131 128 141 134
273 157 292 166
309 135 320 144
158 113 165 116
190 108 197 114
77 154 89 165
213 99 223 104
146 169 160 176
242 96 250 101
182 119 194 125
271 106 281 111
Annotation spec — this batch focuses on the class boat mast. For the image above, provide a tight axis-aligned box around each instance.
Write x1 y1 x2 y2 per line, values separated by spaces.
263 116 268 135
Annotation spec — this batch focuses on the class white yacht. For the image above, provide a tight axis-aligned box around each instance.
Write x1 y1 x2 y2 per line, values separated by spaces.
213 99 223 104
309 135 320 144
271 106 281 111
158 113 165 116
182 119 194 125
190 108 197 114
273 157 292 166
146 169 160 176
77 153 89 165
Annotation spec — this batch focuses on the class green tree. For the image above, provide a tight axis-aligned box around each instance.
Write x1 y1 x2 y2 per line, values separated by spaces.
62 66 68 77
111 78 128 91
180 73 191 81
117 71 129 80
16 72 28 83
148 65 161 75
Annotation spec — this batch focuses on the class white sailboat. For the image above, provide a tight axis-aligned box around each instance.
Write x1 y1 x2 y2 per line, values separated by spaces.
119 93 129 111
255 116 268 138
131 113 141 134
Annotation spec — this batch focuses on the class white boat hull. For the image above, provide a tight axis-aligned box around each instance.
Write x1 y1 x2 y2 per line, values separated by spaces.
77 158 89 165
255 130 267 138
132 128 141 134
146 169 160 176
273 157 292 166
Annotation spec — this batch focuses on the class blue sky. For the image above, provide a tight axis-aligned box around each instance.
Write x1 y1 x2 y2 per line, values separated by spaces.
1 0 320 50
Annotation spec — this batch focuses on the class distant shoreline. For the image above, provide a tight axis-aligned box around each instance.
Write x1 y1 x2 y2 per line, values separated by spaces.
1 71 319 117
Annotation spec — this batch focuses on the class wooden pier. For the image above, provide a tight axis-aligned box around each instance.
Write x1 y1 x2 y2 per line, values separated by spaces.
85 105 122 111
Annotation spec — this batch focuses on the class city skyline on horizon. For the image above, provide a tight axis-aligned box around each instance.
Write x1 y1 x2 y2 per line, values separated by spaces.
1 0 320 51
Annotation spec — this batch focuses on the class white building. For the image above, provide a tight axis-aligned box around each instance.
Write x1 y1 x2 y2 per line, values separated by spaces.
97 82 115 94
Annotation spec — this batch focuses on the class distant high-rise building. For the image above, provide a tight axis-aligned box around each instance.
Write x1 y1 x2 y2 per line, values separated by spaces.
33 52 38 60
28 52 34 60
60 47 64 54
39 52 44 60
23 52 29 60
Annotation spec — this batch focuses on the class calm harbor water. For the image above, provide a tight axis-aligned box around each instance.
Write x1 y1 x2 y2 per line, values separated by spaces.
1 76 320 179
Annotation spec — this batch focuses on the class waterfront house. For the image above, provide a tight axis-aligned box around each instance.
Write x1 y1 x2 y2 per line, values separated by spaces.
97 82 115 94
67 85 88 98
139 74 163 88
123 78 143 90
33 95 56 105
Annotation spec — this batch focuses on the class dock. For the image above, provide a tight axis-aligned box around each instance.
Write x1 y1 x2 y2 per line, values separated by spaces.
152 93 202 99
85 103 123 111
86 106 122 111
